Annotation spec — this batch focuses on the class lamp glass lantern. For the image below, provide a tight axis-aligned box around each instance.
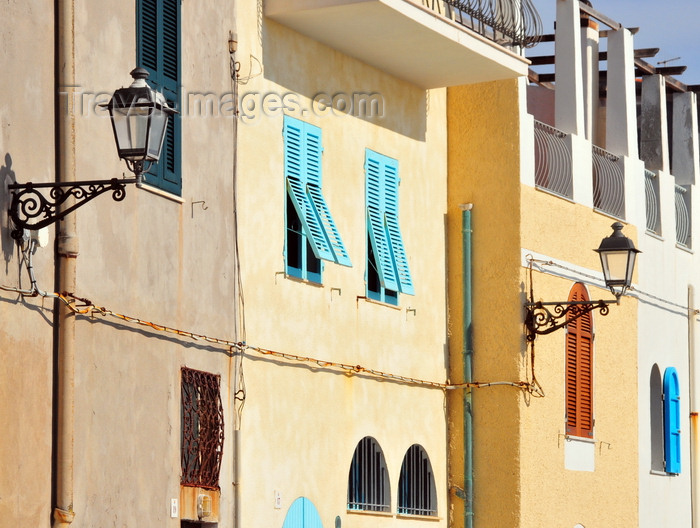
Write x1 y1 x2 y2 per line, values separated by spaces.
595 222 640 297
106 67 176 175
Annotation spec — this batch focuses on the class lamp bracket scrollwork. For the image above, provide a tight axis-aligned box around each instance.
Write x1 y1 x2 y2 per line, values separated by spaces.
8 177 138 240
524 299 617 343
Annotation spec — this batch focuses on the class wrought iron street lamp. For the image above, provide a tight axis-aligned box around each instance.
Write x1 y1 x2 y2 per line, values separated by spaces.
8 68 177 240
105 67 175 179
595 221 641 298
524 222 640 342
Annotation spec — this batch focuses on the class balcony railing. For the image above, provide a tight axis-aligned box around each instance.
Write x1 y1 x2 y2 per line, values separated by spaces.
644 170 661 234
592 145 625 219
675 184 691 248
440 0 542 48
534 120 572 198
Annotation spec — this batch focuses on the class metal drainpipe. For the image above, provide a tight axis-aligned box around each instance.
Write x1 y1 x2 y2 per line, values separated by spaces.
689 285 699 527
53 0 78 526
460 203 474 528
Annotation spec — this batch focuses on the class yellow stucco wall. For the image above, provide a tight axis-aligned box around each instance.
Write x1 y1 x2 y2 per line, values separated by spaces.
234 9 450 528
448 79 639 527
447 79 524 527
520 186 639 528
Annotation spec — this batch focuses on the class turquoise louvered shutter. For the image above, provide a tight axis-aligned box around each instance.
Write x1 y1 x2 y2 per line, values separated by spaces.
366 153 399 292
663 367 681 474
383 158 413 295
284 116 351 267
365 150 413 295
137 0 181 195
282 497 324 528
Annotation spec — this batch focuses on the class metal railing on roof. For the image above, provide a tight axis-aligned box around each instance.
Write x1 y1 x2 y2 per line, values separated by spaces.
534 120 573 198
440 0 542 48
592 145 625 219
644 169 661 234
675 184 691 247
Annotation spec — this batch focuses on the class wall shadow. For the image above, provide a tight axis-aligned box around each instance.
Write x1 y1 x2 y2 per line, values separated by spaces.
259 20 427 142
0 153 17 269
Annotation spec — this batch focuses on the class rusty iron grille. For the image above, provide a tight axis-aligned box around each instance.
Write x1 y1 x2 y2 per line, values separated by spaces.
181 367 224 489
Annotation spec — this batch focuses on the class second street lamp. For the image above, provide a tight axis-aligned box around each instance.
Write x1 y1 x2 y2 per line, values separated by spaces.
524 223 640 342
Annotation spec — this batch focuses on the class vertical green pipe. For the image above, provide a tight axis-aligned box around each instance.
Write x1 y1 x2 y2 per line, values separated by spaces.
462 204 474 528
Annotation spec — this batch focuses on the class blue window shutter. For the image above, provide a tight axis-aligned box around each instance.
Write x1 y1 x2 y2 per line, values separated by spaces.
137 0 181 195
284 116 350 266
366 153 399 292
365 149 413 295
664 367 681 474
383 159 413 295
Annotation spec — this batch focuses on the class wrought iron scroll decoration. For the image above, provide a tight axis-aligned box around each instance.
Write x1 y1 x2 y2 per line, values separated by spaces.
8 178 138 240
524 257 617 343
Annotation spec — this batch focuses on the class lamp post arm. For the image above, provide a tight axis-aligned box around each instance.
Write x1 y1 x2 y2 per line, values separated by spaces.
524 299 618 342
8 177 139 239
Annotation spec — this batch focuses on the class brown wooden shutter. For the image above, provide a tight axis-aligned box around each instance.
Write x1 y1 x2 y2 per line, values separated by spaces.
565 283 594 438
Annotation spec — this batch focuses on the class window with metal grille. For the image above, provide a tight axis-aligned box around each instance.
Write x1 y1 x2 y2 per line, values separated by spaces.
181 367 224 489
397 444 437 516
565 283 594 438
347 437 390 512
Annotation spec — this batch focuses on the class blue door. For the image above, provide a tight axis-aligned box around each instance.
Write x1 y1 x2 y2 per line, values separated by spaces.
282 497 323 528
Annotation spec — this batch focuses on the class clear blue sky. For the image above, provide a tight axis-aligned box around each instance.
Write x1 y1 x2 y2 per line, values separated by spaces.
529 0 700 86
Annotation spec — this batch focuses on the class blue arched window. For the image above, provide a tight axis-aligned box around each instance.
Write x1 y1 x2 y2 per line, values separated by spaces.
663 367 681 474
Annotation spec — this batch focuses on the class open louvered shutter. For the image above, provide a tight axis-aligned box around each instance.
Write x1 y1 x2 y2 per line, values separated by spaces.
663 367 681 474
383 159 413 295
565 283 594 438
366 152 399 292
137 0 181 195
284 117 350 266
365 150 413 294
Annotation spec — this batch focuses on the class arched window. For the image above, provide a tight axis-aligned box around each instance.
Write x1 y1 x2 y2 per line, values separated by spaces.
663 367 681 474
650 364 664 471
565 283 594 438
347 437 390 512
397 444 437 516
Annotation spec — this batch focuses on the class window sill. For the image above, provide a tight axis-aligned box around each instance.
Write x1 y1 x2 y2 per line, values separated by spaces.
346 510 441 521
396 513 441 522
357 296 402 310
650 469 679 477
281 272 324 288
137 182 185 203
346 509 393 518
564 435 595 443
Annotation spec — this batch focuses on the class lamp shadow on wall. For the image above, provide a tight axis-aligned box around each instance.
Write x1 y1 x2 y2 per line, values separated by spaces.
1 153 19 270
